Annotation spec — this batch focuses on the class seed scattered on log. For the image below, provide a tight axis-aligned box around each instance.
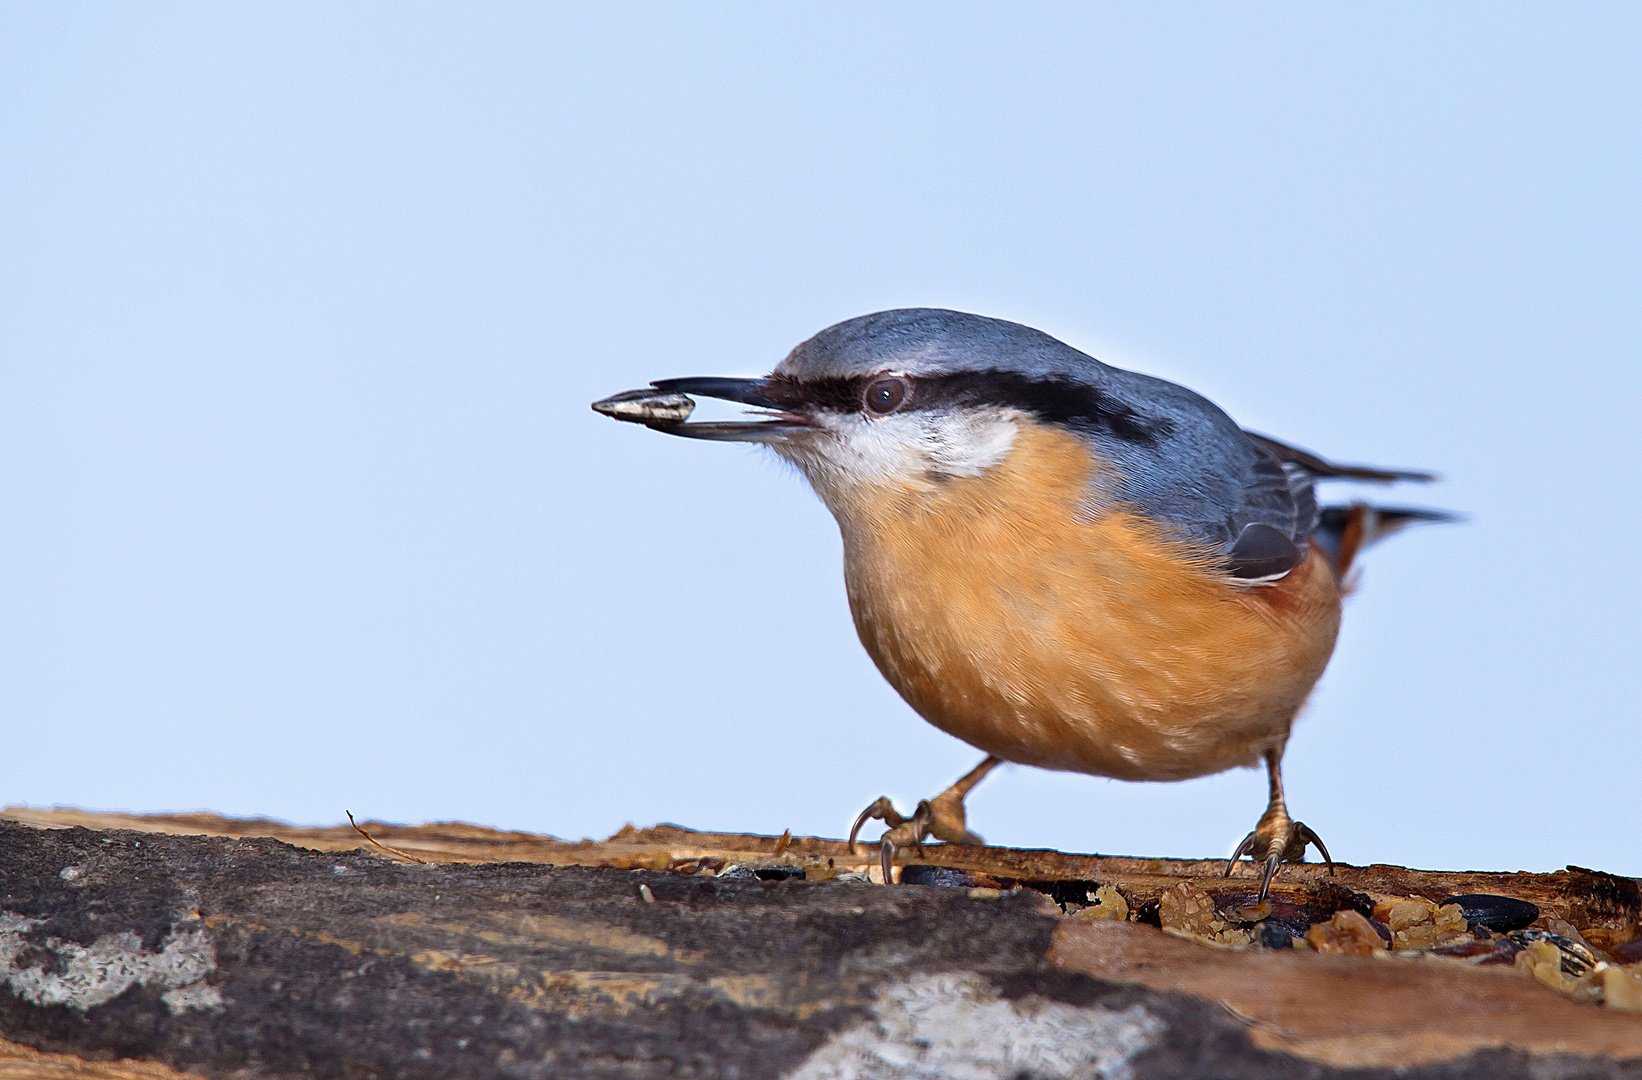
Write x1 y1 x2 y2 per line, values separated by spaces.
1224 900 1272 924
1088 885 1130 922
1306 910 1385 956
899 865 1008 889
1370 898 1469 950
1431 939 1520 964
1258 921 1299 949
753 866 805 881
1603 967 1642 1012
1439 893 1540 933
1509 929 1599 977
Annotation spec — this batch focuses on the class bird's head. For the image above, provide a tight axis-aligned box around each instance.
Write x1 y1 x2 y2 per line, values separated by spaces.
601 309 1177 513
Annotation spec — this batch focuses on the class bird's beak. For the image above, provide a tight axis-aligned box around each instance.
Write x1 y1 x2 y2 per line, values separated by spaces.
591 376 814 443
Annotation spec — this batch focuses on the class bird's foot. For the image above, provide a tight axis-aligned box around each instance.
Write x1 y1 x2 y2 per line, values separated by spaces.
847 791 987 884
848 797 929 884
847 756 1000 884
1223 806 1333 903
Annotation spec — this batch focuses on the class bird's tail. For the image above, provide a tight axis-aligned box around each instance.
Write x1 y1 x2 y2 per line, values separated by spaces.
1313 503 1457 580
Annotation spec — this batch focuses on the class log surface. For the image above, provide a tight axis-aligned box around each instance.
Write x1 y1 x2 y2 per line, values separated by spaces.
0 810 1639 1079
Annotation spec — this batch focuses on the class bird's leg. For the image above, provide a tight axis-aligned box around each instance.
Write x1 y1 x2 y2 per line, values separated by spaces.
849 755 1001 883
1223 748 1333 902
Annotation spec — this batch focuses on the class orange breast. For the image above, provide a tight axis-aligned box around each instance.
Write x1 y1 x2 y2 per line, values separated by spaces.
834 422 1342 781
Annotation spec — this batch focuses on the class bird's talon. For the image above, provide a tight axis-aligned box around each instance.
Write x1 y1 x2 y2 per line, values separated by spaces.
848 796 908 856
1257 853 1282 903
1295 822 1334 876
1225 807 1333 901
1224 831 1257 877
846 757 1002 883
874 814 931 884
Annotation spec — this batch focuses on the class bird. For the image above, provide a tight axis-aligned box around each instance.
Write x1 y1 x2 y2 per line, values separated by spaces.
593 308 1450 898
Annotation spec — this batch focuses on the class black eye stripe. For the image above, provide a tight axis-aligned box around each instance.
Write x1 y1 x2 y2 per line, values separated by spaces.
764 375 861 412
763 370 1171 445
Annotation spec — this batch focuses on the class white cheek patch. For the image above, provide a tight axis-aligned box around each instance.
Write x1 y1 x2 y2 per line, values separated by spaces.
774 407 1020 505
923 408 1021 478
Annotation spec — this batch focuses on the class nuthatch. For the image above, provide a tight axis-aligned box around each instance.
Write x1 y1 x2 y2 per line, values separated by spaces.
595 309 1449 896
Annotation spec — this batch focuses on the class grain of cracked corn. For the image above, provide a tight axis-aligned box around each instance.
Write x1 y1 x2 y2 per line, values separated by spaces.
1306 910 1384 957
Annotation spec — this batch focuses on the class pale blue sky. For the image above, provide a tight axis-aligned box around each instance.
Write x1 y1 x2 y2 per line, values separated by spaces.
2 4 1637 874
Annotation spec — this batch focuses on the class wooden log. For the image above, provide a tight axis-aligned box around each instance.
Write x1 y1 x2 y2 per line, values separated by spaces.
7 808 1633 930
0 810 1639 1079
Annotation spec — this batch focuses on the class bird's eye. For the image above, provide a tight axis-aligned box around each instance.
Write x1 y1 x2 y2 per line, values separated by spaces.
864 376 908 415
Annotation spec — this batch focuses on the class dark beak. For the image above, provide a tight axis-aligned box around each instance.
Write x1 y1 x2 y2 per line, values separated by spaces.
592 376 812 443
649 377 779 408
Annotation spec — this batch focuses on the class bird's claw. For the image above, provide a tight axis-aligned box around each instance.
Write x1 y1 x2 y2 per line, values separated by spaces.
1223 816 1334 903
848 796 909 855
849 798 934 883
876 802 934 883
851 790 990 882
848 756 999 884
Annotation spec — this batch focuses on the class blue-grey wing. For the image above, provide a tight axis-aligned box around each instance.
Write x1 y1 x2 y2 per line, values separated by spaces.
1072 368 1319 580
1082 376 1437 580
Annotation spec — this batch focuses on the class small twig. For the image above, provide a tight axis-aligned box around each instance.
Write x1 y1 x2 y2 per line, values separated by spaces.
346 811 429 865
773 829 792 858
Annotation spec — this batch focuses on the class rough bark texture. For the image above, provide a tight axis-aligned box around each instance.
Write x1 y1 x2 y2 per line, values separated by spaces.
0 811 1638 1080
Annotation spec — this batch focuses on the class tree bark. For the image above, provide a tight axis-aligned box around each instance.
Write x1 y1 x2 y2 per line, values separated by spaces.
0 810 1638 1079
